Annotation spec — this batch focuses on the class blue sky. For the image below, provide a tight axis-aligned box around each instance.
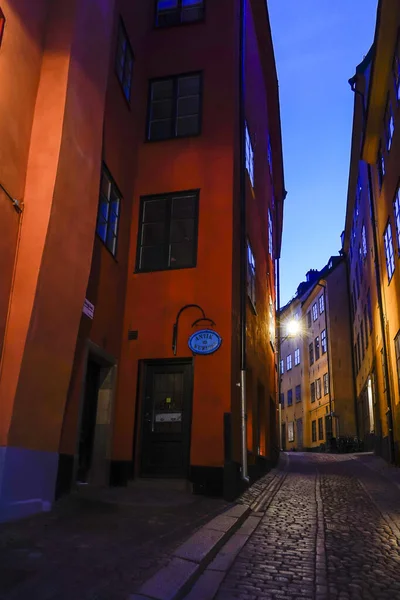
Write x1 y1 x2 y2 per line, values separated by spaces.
268 0 378 306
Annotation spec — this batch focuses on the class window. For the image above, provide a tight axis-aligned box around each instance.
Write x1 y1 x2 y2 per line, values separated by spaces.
96 165 121 256
367 289 373 334
384 220 395 282
294 348 300 366
287 389 293 406
155 0 204 27
321 329 327 354
295 384 301 403
385 100 395 151
318 294 324 314
115 20 133 102
394 331 400 398
362 224 367 259
393 35 400 102
315 336 320 361
318 418 324 441
364 306 369 349
309 342 314 365
312 420 317 442
0 8 4 47
307 311 311 328
377 145 385 188
394 186 400 254
312 303 318 321
288 421 294 442
267 135 273 175
136 190 198 272
247 240 256 308
279 359 284 375
268 209 273 257
286 354 292 371
316 378 321 399
147 73 202 141
245 122 254 187
310 381 316 403
280 393 284 408
323 372 329 396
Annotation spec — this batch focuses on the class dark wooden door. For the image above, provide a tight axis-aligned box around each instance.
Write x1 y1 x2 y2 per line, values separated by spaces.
140 362 193 478
77 359 101 482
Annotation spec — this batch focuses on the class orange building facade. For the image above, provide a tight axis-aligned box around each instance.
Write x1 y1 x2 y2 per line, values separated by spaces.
0 0 285 521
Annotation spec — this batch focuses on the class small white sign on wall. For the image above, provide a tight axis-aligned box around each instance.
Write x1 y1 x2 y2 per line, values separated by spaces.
83 298 95 320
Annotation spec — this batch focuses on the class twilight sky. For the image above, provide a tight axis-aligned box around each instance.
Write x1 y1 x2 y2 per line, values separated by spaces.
268 0 378 306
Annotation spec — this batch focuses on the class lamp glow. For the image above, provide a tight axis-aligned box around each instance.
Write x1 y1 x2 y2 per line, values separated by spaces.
286 319 300 337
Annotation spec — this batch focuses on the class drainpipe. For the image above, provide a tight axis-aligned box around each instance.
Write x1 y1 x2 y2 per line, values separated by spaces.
239 0 249 483
348 78 395 463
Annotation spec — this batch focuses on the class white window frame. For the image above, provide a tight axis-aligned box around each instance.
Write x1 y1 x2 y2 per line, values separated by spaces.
384 220 395 282
312 303 318 321
294 348 300 366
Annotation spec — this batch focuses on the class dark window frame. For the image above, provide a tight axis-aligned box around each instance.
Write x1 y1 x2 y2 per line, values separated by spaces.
115 18 134 103
309 342 314 365
295 384 301 403
312 420 317 442
315 336 320 361
135 189 200 273
318 417 324 441
96 164 122 258
287 389 293 407
146 71 203 142
323 372 329 396
154 0 205 28
310 381 316 403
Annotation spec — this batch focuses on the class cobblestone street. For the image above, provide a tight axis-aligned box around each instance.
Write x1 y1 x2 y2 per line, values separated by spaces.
215 453 400 600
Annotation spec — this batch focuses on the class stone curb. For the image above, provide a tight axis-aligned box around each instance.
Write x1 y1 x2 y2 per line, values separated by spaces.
128 465 283 600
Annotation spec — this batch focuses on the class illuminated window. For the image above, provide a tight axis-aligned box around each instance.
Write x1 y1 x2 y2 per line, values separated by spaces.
287 389 293 406
294 348 300 366
318 294 324 314
115 20 133 102
323 373 329 395
96 165 121 256
312 303 318 321
245 122 254 187
286 354 292 371
136 190 199 272
148 73 202 140
155 0 204 27
394 185 400 254
268 209 273 257
385 100 395 151
247 239 256 307
362 224 367 259
0 8 4 47
384 220 395 282
321 329 327 354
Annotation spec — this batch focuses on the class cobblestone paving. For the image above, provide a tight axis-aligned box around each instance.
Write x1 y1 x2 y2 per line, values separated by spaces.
215 453 400 600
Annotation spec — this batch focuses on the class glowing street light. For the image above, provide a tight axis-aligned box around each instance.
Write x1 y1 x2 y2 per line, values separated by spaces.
285 318 300 338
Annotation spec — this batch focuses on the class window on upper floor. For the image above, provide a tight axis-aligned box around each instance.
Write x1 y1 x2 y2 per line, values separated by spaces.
362 224 368 259
384 99 395 152
268 209 273 257
286 354 292 371
294 348 300 366
0 8 4 47
393 34 400 103
307 311 311 328
147 73 202 141
96 165 121 256
295 384 301 403
321 329 327 354
247 239 256 309
377 145 385 189
310 382 316 404
384 220 395 283
315 336 320 361
316 378 321 399
318 294 324 314
287 389 293 406
394 185 400 255
309 342 314 365
245 122 254 187
323 372 329 396
136 190 199 272
312 303 318 321
155 0 205 27
115 19 134 102
279 359 284 375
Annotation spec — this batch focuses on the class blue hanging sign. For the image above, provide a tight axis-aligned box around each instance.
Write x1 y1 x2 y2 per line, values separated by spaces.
188 329 222 355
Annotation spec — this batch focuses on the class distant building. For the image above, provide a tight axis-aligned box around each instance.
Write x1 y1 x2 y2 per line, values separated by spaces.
280 258 356 451
0 0 285 521
344 0 400 463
